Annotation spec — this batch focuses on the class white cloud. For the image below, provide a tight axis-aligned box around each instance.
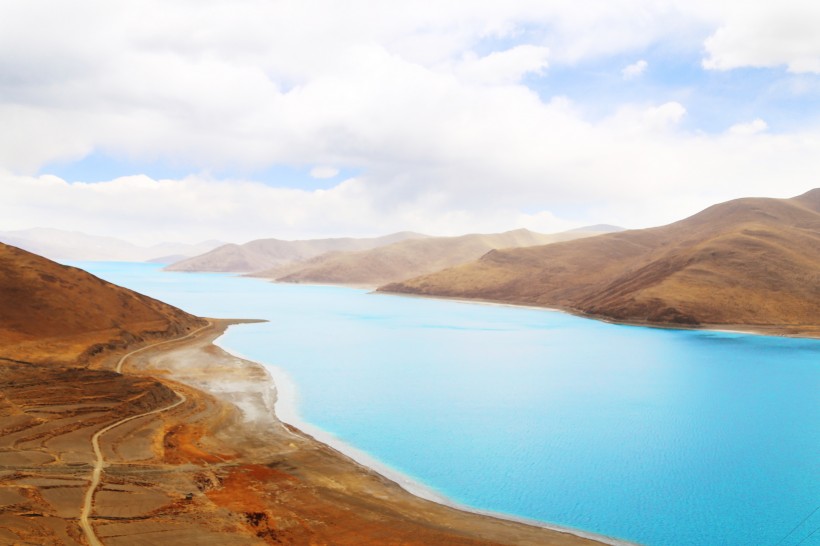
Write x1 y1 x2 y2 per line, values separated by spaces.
0 172 578 244
622 59 648 79
454 45 549 85
645 102 687 128
0 1 819 243
0 105 94 174
310 166 340 179
0 0 802 174
728 119 768 136
601 101 686 135
2 98 818 245
701 1 820 73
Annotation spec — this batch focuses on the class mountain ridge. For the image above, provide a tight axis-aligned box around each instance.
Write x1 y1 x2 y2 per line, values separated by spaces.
254 226 621 286
380 190 820 336
165 231 428 273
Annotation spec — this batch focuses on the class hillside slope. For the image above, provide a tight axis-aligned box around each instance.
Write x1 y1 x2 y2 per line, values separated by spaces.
257 227 617 286
0 243 206 365
382 190 820 334
165 231 426 273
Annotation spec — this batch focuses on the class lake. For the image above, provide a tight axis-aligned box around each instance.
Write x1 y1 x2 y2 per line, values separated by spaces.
76 262 820 546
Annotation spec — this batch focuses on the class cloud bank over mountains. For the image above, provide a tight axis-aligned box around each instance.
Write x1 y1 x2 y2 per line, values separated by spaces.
1 0 819 243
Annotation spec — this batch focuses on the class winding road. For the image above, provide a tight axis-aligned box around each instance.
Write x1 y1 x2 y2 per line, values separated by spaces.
79 322 211 546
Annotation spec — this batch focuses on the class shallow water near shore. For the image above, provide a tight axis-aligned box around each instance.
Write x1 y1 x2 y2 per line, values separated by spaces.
76 262 820 546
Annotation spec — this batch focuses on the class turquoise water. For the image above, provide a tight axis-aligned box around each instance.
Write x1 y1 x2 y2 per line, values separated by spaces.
76 262 820 546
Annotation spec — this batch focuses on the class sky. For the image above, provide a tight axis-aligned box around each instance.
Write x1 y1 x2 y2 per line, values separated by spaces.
2 0 820 245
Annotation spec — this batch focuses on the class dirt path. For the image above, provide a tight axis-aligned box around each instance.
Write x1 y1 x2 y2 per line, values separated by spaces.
115 322 212 373
78 392 187 545
80 322 211 546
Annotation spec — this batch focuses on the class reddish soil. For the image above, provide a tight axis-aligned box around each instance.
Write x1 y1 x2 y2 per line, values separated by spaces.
163 423 234 465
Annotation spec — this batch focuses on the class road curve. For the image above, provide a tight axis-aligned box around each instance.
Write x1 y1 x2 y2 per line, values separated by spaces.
116 321 212 373
80 322 211 545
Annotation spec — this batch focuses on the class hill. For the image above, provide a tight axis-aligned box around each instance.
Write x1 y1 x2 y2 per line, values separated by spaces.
381 190 820 335
165 231 427 273
0 242 206 365
255 227 618 286
0 227 224 262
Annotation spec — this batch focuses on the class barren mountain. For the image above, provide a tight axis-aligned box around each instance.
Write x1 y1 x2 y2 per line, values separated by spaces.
256 227 618 286
165 231 427 273
0 243 206 365
382 190 820 335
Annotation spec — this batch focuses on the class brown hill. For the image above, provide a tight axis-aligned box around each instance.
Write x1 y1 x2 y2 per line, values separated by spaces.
256 227 617 286
165 231 427 273
0 243 206 365
381 190 820 335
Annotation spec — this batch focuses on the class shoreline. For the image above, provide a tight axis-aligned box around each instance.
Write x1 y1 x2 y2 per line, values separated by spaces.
212 325 637 546
370 290 820 340
212 336 454 505
251 278 819 339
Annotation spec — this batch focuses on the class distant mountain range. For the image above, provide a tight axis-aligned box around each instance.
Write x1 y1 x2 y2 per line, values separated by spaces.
0 228 224 263
254 227 621 286
165 232 428 273
381 190 820 335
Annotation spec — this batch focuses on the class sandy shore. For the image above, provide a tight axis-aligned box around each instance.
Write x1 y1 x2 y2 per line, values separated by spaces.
132 318 632 545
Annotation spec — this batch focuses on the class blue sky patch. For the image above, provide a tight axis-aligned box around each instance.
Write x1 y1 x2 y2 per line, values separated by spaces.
41 151 359 191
